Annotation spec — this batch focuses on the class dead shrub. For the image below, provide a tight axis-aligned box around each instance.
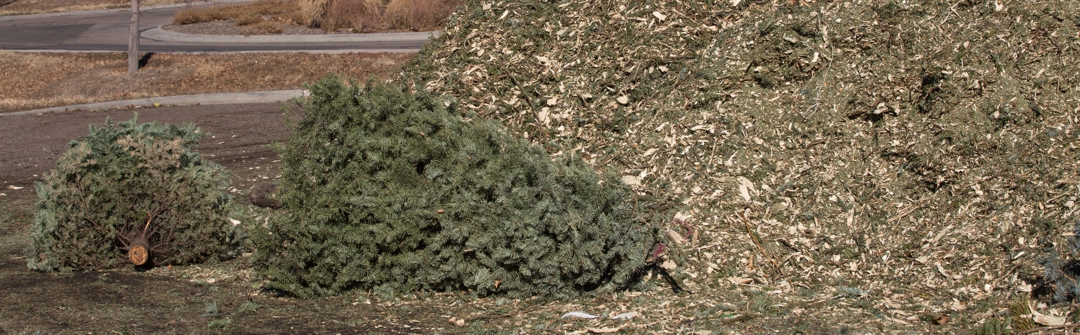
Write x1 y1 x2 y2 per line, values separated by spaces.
173 9 211 25
385 0 458 31
174 0 294 26
172 10 200 25
383 0 411 29
323 0 382 32
298 0 330 26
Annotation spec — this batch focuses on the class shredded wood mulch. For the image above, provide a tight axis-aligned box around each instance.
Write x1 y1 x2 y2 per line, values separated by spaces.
399 0 1080 332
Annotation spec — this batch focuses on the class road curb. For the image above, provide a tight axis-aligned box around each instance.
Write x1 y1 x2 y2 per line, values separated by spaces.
142 26 443 44
1 90 308 117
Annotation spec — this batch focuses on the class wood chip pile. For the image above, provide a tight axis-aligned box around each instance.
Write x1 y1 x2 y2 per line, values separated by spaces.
401 0 1080 330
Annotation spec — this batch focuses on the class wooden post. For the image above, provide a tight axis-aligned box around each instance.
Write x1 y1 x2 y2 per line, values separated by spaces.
128 0 140 73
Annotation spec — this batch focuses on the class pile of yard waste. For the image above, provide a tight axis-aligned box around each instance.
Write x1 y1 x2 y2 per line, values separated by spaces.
402 0 1080 330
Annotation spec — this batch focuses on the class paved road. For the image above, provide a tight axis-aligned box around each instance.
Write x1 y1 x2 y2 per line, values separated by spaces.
0 2 432 52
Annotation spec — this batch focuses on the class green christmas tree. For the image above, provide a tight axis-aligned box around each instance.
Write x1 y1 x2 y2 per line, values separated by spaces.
254 76 659 298
27 117 243 272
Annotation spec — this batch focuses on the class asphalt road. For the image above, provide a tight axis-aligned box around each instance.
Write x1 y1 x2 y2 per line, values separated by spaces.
0 3 430 52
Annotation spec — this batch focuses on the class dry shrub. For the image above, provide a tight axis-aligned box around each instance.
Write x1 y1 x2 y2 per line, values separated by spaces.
173 7 216 25
383 0 411 29
297 0 330 26
385 0 458 30
173 0 295 26
323 0 382 32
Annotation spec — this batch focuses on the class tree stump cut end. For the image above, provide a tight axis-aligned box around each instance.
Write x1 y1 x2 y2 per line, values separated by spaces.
129 245 148 266
128 238 149 266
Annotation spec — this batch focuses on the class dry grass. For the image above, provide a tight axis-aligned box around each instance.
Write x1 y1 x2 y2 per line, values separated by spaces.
174 0 301 27
242 20 283 34
0 51 414 113
322 0 381 32
297 0 329 26
183 0 460 33
0 0 189 16
384 0 457 31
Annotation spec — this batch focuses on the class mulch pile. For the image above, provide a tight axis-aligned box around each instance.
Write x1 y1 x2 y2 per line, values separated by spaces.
402 0 1080 331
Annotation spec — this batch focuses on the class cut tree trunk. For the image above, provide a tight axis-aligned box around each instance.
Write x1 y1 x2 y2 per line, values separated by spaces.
128 235 149 266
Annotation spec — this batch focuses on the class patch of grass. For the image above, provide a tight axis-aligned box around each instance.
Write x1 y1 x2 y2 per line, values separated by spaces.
322 0 381 32
186 0 460 33
238 301 260 313
385 0 460 31
242 21 283 35
173 0 300 26
207 318 232 329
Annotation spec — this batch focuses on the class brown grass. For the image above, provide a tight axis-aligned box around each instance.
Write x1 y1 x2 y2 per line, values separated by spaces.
198 0 460 33
384 0 458 31
174 0 300 26
0 51 414 113
242 20 283 35
297 0 330 26
322 0 381 32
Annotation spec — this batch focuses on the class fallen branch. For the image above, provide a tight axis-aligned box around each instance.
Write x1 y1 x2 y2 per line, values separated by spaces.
739 211 780 273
